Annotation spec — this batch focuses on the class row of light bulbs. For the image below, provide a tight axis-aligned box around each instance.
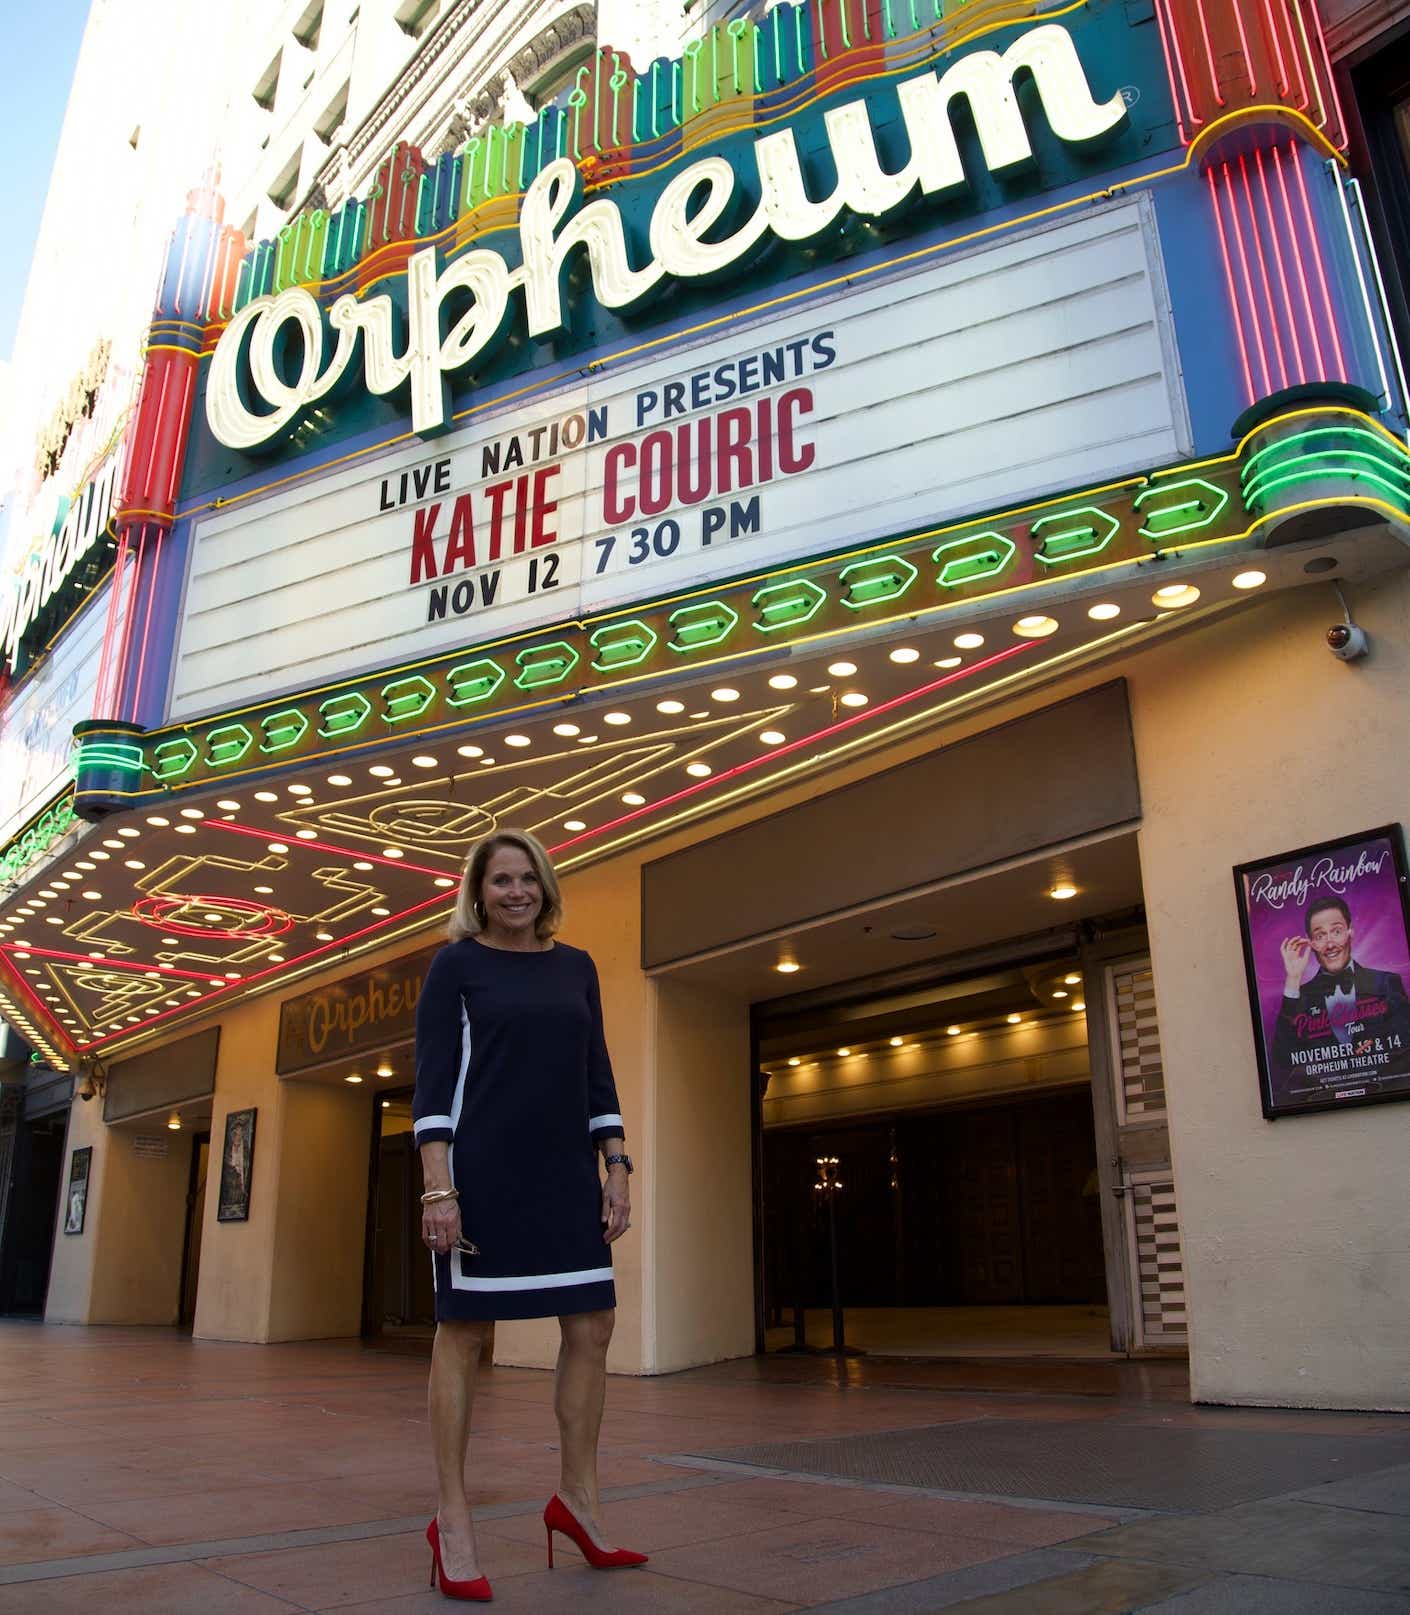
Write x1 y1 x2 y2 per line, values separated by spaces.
775 994 1088 1070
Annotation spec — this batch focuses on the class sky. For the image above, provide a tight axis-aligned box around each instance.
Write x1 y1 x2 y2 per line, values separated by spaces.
0 0 91 365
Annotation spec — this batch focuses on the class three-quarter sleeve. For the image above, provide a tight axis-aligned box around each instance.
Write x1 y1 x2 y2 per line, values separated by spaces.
585 955 625 1145
413 946 464 1145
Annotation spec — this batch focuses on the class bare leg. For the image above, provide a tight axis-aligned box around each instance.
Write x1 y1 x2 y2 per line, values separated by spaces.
553 1308 615 1548
429 1319 493 1578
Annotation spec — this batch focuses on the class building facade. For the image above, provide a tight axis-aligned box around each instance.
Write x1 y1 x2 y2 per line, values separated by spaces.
3 0 1409 1408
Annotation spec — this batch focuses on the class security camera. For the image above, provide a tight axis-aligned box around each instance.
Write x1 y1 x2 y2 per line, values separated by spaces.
76 1070 95 1101
1326 621 1369 662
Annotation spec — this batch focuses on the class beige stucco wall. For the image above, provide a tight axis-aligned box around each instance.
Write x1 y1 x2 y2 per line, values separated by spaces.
1128 571 1410 1411
43 1096 111 1323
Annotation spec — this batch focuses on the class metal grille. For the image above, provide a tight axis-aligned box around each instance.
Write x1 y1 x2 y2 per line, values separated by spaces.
1113 963 1165 1121
1130 1173 1186 1343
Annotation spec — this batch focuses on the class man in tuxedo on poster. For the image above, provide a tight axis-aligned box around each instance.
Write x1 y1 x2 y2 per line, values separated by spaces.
1272 895 1410 1097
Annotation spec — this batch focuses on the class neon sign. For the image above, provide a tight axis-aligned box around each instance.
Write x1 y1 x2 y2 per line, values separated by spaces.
205 24 1127 450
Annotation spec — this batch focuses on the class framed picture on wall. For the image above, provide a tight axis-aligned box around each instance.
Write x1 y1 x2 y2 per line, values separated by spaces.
63 1146 91 1235
217 1108 257 1222
1234 825 1410 1118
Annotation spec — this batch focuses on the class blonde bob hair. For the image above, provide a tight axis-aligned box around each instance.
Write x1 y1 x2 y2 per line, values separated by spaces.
449 829 563 943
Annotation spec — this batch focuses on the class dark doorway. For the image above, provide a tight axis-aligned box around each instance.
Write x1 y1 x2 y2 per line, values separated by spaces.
0 1113 67 1314
363 1093 435 1341
764 1090 1106 1353
179 1133 210 1329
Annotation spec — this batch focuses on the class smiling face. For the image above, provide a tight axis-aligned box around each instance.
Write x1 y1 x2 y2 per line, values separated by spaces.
478 843 544 941
1307 903 1353 975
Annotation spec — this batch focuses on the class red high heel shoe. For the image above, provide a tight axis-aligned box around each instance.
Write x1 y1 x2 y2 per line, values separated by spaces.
426 1517 493 1602
543 1493 648 1570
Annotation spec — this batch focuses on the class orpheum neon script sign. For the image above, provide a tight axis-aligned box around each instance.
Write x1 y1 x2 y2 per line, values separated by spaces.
207 24 1126 450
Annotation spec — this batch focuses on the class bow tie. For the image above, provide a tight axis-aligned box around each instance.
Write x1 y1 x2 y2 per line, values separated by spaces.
1326 969 1355 994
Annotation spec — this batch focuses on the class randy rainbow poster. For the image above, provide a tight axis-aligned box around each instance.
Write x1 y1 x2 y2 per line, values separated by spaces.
1235 826 1410 1118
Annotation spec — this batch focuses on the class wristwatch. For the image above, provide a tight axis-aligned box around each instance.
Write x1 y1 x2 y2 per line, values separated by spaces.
604 1152 634 1175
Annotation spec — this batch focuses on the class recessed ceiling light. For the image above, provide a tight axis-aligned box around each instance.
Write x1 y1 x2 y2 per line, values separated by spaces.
456 745 483 758
758 730 786 745
180 809 204 820
255 790 278 802
377 1062 394 1078
1153 583 1200 609
145 816 170 828
553 722 580 736
889 1036 903 1046
827 661 857 678
28 899 46 909
1049 883 1079 901
621 792 646 806
1013 615 1059 638
1088 602 1121 621
216 799 241 811
82 890 101 900
604 711 631 725
564 819 586 832
839 691 869 708
947 1025 961 1036
75 860 95 870
775 960 801 974
1007 1014 1022 1025
889 647 920 664
787 1057 801 1067
327 774 352 786
686 761 712 777
1233 570 1266 590
710 687 740 703
124 859 145 870
296 829 317 840
205 913 223 923
655 700 684 715
209 978 224 987
837 1047 851 1057
370 764 394 777
371 906 390 917
315 930 334 942
288 783 312 795
768 674 798 691
382 847 403 859
1053 990 1069 999
434 877 456 888
345 1073 363 1084
267 842 289 854
505 735 531 748
44 917 62 925
225 971 242 980
1064 974 1081 986
954 632 985 650
354 861 373 872
254 885 273 895
103 838 123 849
117 828 140 839
1073 1000 1086 1011
175 825 196 835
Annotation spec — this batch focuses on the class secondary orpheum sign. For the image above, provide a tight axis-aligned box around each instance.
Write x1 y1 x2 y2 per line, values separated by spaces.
205 24 1128 451
172 199 1182 718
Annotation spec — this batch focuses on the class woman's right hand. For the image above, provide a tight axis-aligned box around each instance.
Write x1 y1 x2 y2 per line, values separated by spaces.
422 1196 462 1255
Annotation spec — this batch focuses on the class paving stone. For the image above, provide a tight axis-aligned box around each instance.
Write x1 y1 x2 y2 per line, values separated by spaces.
1136 1573 1410 1613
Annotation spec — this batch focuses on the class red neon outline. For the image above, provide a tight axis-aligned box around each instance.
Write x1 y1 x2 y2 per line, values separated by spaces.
1206 169 1257 403
1254 146 1306 383
1273 143 1328 376
1274 0 1311 112
69 890 453 1052
1156 0 1203 129
94 531 128 719
549 644 1036 856
2 945 237 984
1289 140 1348 380
1239 154 1290 389
1259 0 1292 96
204 817 454 877
1222 162 1274 394
132 525 164 722
1230 0 1257 96
132 893 294 939
1191 0 1226 107
1151 0 1189 144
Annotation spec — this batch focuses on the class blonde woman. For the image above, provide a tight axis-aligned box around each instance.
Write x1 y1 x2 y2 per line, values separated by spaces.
413 828 646 1601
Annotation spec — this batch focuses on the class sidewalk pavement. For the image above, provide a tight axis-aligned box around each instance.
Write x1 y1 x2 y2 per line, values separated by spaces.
0 1322 1407 1613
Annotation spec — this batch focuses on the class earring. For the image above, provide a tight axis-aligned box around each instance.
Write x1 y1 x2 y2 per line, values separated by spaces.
473 899 486 923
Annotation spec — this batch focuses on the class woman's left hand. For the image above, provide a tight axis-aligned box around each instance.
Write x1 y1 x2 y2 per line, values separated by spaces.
602 1167 631 1243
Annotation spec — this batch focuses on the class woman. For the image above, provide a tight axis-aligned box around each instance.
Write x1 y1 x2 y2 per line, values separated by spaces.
413 828 647 1601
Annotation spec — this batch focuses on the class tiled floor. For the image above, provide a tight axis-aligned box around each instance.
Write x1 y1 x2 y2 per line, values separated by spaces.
0 1324 1406 1613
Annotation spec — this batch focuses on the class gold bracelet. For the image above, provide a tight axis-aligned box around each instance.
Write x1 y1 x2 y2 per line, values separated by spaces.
420 1188 459 1204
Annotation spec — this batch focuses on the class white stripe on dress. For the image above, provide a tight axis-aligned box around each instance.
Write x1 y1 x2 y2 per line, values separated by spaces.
588 1113 623 1132
456 1266 615 1292
414 1113 453 1138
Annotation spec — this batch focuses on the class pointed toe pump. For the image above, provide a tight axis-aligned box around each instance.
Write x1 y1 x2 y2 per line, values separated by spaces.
543 1493 648 1570
426 1518 493 1602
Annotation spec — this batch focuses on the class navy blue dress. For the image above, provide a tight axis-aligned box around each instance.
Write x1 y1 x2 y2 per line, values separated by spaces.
411 938 624 1320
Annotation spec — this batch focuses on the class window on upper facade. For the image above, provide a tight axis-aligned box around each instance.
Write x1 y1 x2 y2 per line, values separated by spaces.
1350 29 1410 380
293 0 323 49
393 0 439 37
253 50 282 112
314 80 350 143
268 149 302 212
